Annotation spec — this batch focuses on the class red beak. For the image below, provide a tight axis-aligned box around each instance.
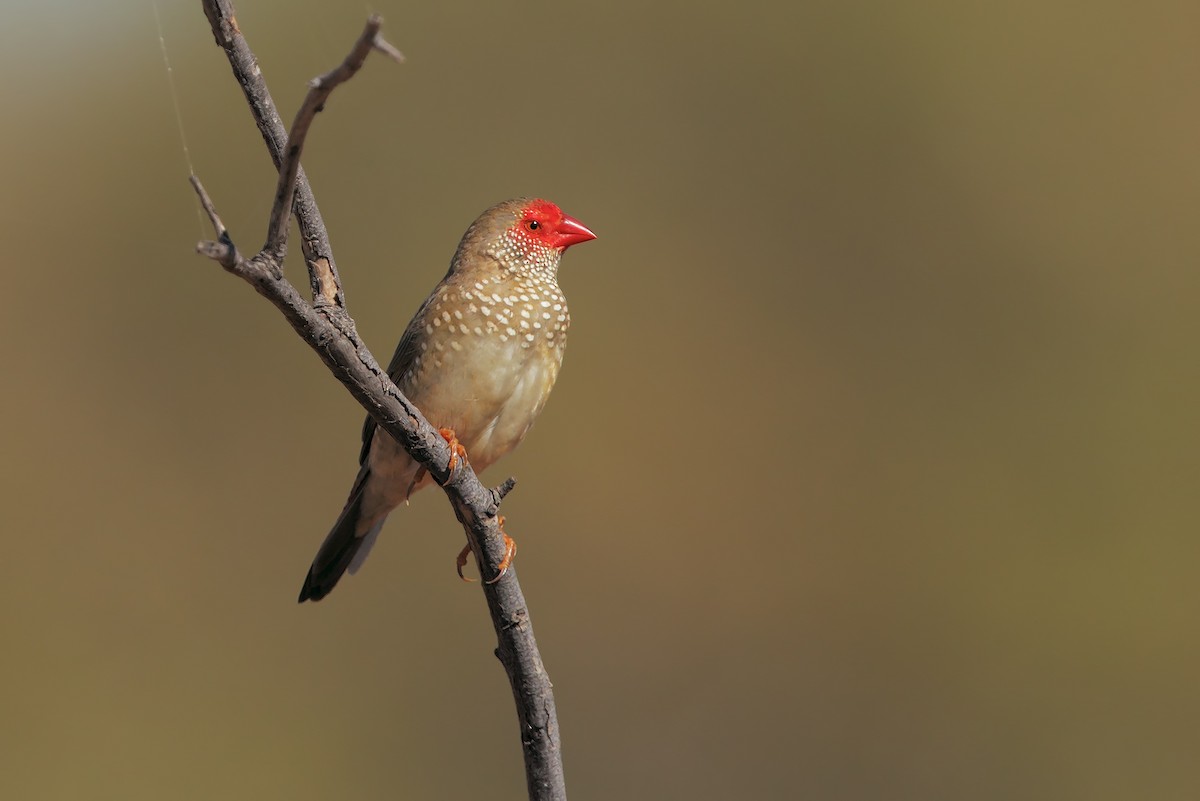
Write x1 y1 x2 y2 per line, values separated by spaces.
552 214 597 251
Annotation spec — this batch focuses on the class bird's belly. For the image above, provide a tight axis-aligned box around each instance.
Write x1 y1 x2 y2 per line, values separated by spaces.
406 339 563 472
468 355 559 467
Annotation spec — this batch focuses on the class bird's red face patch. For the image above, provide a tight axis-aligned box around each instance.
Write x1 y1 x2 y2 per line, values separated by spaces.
512 199 596 253
514 200 564 249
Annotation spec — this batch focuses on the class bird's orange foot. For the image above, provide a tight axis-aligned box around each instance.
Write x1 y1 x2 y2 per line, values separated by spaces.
454 517 518 584
438 427 468 472
456 542 476 583
485 516 518 585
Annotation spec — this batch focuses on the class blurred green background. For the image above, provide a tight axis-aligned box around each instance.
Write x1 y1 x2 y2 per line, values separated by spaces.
2 0 1198 798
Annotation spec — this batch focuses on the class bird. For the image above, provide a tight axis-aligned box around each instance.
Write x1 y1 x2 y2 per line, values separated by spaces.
298 198 596 602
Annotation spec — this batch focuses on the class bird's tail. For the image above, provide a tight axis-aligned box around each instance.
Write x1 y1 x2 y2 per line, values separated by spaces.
298 469 386 603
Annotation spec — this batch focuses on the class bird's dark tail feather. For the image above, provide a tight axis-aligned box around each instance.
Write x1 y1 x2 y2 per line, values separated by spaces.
298 470 374 603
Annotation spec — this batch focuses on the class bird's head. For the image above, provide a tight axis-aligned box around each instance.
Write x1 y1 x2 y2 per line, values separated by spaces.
455 198 596 277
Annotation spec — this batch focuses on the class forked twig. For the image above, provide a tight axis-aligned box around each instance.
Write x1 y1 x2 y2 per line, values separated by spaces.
193 5 566 799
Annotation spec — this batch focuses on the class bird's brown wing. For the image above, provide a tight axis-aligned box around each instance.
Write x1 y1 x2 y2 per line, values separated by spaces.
357 282 446 466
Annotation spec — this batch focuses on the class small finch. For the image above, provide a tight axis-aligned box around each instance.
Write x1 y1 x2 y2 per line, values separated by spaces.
298 198 596 602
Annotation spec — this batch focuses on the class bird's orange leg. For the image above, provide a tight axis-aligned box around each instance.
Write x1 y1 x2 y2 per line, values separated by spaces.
438 427 468 472
485 515 518 585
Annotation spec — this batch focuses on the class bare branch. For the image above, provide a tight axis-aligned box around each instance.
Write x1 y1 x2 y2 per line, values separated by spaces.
189 174 227 239
494 476 519 507
202 0 346 307
195 4 566 799
189 175 238 268
265 15 404 257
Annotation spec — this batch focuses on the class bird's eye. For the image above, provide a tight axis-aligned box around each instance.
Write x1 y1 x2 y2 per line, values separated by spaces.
527 220 540 231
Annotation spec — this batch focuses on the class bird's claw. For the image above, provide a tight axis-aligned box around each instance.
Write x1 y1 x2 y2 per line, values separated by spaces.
486 516 517 585
456 542 476 583
438 427 468 472
485 533 517 584
454 515 518 584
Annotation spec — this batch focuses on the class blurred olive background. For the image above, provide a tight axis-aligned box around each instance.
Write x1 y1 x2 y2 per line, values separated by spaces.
2 0 1198 798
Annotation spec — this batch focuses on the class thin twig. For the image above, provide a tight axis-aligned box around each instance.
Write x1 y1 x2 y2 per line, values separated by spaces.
189 174 226 238
189 175 238 268
194 4 566 800
202 0 346 307
265 14 403 257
